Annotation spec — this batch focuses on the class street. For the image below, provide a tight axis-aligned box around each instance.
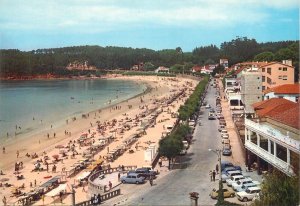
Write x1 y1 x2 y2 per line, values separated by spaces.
102 83 224 206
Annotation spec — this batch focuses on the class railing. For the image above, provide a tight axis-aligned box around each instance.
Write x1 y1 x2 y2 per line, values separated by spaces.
245 119 300 152
75 189 121 206
245 141 294 176
88 165 137 192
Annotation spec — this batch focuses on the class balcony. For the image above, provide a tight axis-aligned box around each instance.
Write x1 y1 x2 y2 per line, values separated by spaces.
245 141 295 176
245 119 300 153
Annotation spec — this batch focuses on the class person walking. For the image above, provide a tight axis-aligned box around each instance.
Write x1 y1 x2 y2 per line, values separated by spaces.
2 196 7 206
97 193 101 204
149 175 153 186
212 170 216 182
159 158 162 167
16 150 19 158
118 173 121 182
216 164 219 174
209 170 212 181
109 181 112 190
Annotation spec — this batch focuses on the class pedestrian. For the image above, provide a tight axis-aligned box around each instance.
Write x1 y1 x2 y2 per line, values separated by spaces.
46 162 49 172
59 191 63 203
2 147 5 154
97 193 101 204
16 150 19 158
2 196 7 206
149 175 153 186
54 133 56 138
90 195 94 205
159 158 162 167
42 194 45 205
93 194 97 205
209 170 212 181
118 173 121 182
34 179 37 187
216 164 219 174
109 181 112 190
212 170 216 182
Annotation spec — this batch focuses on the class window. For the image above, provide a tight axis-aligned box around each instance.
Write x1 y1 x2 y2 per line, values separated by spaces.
267 67 271 74
262 86 265 90
278 67 282 70
283 75 287 80
262 68 265 72
283 67 287 71
278 75 282 79
262 76 265 82
267 77 272 84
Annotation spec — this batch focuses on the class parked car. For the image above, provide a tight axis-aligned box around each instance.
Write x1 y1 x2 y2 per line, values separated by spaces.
226 175 245 187
134 168 157 179
232 178 253 191
120 173 145 184
236 186 261 202
221 160 242 172
222 147 232 156
205 104 211 109
210 188 235 199
222 170 243 182
218 125 226 132
219 120 227 126
221 133 229 139
180 149 187 155
234 180 261 192
222 139 230 144
220 129 228 134
208 114 216 120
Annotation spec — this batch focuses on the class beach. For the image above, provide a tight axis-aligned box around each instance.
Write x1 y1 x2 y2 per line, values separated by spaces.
0 75 199 205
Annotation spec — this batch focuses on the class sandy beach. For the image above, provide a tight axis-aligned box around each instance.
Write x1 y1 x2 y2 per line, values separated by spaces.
0 75 199 205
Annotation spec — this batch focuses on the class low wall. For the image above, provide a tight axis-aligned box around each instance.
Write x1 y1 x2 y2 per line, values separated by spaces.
75 189 121 206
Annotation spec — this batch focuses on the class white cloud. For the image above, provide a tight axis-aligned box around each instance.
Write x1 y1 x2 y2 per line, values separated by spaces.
0 0 297 33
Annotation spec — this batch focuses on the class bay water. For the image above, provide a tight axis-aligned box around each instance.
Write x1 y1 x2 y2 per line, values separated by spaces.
0 79 146 144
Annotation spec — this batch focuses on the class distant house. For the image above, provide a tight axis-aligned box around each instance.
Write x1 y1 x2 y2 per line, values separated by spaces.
191 65 201 73
220 58 229 68
66 60 96 71
263 84 300 102
155 66 169 73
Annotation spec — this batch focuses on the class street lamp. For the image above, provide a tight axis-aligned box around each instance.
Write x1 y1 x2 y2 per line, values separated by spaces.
208 148 224 203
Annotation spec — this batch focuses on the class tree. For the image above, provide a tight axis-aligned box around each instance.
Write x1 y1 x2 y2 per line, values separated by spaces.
158 137 182 169
253 52 274 62
253 171 299 206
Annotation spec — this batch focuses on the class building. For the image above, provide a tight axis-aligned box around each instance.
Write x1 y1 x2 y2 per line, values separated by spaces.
191 65 201 73
220 58 229 68
260 61 294 91
244 98 300 176
240 69 263 113
155 66 169 73
263 84 300 102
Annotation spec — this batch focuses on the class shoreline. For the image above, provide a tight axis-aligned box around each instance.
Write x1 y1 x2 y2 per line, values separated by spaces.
0 76 153 170
0 75 199 205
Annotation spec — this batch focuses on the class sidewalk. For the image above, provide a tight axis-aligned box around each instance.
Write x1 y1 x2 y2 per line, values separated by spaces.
217 79 245 167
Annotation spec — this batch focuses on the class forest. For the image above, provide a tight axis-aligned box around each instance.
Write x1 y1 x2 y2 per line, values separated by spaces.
0 37 298 80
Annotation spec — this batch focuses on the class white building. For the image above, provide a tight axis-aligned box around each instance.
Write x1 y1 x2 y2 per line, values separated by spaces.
245 98 300 176
263 84 300 102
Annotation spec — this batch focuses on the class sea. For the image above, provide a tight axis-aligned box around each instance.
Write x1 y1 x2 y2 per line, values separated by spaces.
0 79 146 144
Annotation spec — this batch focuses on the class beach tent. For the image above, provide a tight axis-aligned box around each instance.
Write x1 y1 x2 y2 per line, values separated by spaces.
45 184 67 197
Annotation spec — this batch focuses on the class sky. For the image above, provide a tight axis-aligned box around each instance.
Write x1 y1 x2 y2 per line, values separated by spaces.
0 0 299 51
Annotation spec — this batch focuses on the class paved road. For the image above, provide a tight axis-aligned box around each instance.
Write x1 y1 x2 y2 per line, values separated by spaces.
103 84 223 206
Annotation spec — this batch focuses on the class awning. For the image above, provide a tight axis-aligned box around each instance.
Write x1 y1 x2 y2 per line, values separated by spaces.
45 184 67 197
76 171 91 180
39 176 61 189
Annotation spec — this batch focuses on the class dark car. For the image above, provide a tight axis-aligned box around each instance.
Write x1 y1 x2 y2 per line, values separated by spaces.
134 168 157 179
222 147 232 156
221 160 242 172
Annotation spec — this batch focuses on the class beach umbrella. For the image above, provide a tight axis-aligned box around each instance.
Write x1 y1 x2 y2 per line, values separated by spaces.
52 154 59 161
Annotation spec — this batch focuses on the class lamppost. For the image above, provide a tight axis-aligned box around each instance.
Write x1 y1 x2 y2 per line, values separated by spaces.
208 148 223 203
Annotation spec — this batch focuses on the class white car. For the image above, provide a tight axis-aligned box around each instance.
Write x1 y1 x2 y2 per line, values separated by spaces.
221 170 242 182
226 175 245 187
236 186 261 202
232 178 253 191
221 133 229 139
236 182 261 192
220 130 228 135
205 104 211 109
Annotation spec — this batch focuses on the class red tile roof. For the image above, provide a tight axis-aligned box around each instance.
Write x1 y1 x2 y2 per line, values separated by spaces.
263 84 300 94
268 103 300 129
192 65 201 72
252 98 299 129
